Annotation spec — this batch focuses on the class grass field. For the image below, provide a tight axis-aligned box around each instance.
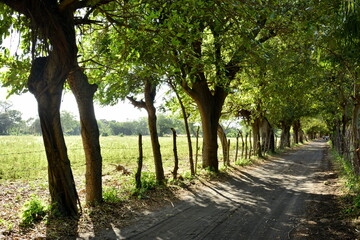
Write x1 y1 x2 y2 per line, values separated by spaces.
0 135 248 181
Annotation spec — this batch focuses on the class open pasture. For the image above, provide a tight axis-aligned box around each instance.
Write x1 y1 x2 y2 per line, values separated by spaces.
0 135 194 180
0 135 248 180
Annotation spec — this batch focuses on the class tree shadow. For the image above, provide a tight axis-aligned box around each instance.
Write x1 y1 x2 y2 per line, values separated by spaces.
46 215 79 240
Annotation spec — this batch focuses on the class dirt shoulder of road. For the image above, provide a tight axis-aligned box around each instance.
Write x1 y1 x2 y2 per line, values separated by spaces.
291 145 360 240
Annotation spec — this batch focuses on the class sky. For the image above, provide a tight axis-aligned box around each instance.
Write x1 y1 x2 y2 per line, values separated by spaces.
0 29 167 122
0 86 149 122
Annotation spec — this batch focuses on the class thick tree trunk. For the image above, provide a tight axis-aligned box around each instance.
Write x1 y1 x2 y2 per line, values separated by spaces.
269 129 275 153
252 118 262 158
200 104 221 171
293 119 301 144
261 118 275 154
28 57 78 216
67 68 102 205
280 122 291 149
184 81 226 172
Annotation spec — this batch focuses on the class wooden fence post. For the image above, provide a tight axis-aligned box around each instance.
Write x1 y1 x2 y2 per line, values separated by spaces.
245 133 248 159
195 126 200 174
171 128 179 180
135 134 143 189
227 139 231 165
235 133 239 163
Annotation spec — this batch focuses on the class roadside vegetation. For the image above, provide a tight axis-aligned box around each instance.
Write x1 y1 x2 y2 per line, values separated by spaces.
331 148 360 220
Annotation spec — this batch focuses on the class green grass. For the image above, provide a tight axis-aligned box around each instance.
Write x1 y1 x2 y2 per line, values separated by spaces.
0 135 257 180
330 148 360 217
0 135 200 180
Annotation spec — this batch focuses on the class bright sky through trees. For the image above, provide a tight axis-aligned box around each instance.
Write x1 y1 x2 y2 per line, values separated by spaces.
0 32 149 122
0 87 148 121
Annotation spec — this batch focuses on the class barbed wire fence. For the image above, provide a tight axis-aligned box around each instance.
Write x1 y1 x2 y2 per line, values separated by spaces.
0 137 206 180
0 136 252 181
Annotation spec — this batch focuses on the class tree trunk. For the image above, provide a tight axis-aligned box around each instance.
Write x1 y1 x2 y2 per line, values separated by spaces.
249 130 253 156
240 131 245 159
280 122 291 149
352 86 360 175
217 124 229 166
182 80 226 172
269 128 275 153
28 57 78 216
261 118 275 154
128 80 165 183
252 118 262 158
169 82 194 175
293 119 301 144
201 106 221 171
67 68 102 205
145 84 165 183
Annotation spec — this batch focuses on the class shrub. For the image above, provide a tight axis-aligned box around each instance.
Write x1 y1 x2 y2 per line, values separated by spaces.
103 187 121 203
132 172 158 198
20 195 47 226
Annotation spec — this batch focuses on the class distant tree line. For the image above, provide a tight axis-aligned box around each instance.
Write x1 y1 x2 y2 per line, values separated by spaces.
0 101 214 137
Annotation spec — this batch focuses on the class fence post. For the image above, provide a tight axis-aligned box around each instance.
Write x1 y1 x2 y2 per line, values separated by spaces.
245 133 248 159
195 126 200 174
227 139 231 165
235 133 239 163
171 128 179 180
135 134 143 189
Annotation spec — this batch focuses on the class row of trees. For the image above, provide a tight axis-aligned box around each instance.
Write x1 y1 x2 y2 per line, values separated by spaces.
0 101 205 136
0 0 358 217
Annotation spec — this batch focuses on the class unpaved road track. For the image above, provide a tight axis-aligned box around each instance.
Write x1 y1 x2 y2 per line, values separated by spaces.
83 140 329 240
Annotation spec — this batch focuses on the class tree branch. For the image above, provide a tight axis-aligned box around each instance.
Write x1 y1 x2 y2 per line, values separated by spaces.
59 0 79 11
127 96 146 109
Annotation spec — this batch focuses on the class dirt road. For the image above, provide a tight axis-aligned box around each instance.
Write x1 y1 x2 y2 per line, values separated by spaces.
82 140 332 239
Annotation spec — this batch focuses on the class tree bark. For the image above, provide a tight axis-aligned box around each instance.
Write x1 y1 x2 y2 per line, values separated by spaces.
261 118 275 154
252 118 262 158
352 84 360 175
280 122 291 149
293 119 301 144
128 80 165 183
169 82 194 175
240 131 245 159
67 68 102 205
217 124 229 166
183 82 226 172
28 57 78 216
171 128 179 179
